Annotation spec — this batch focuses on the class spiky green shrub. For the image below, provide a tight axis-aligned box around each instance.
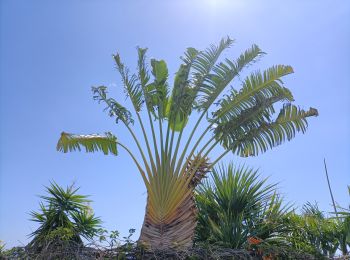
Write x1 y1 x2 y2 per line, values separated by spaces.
27 182 101 252
195 163 290 251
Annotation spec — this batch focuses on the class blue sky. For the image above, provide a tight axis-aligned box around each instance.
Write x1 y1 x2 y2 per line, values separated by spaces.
0 0 349 248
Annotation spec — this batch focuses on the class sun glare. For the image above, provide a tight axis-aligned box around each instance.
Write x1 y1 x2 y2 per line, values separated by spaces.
207 0 224 8
203 0 243 12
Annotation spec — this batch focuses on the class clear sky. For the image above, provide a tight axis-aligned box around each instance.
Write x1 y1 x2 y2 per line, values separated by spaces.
0 0 349 248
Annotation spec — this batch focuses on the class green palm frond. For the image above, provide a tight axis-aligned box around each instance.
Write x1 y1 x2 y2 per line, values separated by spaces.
213 91 294 153
252 192 292 240
166 64 193 131
227 104 318 157
264 192 292 218
30 202 48 224
149 59 169 118
70 210 101 240
189 37 234 109
197 44 264 110
192 37 234 78
302 202 324 219
215 92 293 138
164 47 199 131
151 59 169 88
214 65 294 121
181 47 199 65
92 86 134 125
40 182 91 212
137 47 150 85
57 132 118 155
210 164 275 214
211 65 310 157
113 53 144 112
137 47 156 114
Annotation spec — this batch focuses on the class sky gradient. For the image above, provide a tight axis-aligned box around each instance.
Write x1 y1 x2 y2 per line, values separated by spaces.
1 0 349 248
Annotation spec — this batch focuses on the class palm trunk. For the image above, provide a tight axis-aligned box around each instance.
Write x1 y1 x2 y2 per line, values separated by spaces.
138 191 197 250
138 155 210 250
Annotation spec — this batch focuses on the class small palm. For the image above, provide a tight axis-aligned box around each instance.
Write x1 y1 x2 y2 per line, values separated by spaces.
28 182 101 251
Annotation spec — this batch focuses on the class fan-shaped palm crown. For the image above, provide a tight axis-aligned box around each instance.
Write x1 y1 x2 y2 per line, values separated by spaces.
57 37 318 250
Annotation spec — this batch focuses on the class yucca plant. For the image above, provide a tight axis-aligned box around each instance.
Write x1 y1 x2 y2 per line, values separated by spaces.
28 182 101 252
195 163 290 249
57 37 318 250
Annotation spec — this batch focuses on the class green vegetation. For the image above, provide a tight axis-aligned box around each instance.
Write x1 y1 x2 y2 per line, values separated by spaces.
195 167 350 259
195 163 289 249
1 175 349 259
337 186 350 253
6 38 348 259
56 37 318 250
283 203 338 258
0 241 5 254
27 182 101 254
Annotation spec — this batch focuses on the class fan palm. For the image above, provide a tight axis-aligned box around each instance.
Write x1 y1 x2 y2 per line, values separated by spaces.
195 163 290 249
57 37 318 250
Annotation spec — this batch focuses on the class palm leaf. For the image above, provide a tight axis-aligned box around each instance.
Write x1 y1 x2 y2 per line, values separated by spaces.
70 210 101 240
113 53 144 112
214 91 294 150
181 47 199 65
164 47 200 131
137 47 157 115
213 65 294 122
228 104 318 157
190 37 234 110
92 86 134 125
40 181 91 212
166 64 193 131
197 43 264 110
57 132 118 155
149 59 169 118
215 92 293 133
302 202 324 219
211 66 315 157
192 36 234 79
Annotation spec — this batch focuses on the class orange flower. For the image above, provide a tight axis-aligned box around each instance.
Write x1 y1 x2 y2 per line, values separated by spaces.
262 254 275 260
247 236 263 245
